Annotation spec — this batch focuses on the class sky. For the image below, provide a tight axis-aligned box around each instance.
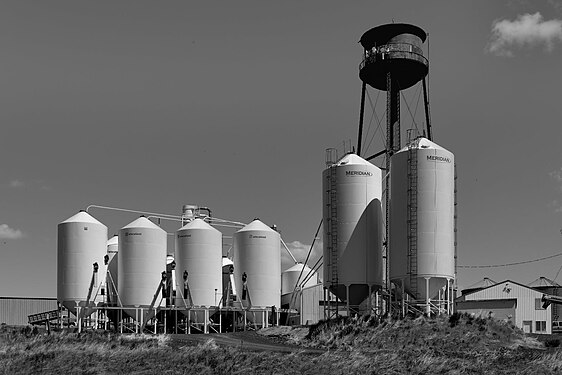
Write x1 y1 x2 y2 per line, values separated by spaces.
1 1 562 298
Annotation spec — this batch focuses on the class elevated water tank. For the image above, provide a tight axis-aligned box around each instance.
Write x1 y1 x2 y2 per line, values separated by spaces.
175 218 222 306
105 235 119 305
57 211 108 312
118 216 167 307
281 263 318 295
322 153 384 306
233 219 281 308
389 137 455 300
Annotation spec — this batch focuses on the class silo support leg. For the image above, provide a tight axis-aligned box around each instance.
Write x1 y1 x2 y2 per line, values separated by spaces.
425 278 431 316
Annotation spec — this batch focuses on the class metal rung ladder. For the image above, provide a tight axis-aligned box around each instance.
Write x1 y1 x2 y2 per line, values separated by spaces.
407 144 418 299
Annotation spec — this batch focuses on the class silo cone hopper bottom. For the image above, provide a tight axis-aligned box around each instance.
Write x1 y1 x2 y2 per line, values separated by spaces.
121 306 156 323
330 284 376 308
60 300 97 318
393 277 451 302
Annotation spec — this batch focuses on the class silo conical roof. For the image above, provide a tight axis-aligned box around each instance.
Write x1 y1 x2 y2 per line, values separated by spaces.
284 263 313 273
121 216 165 231
528 276 561 288
398 137 450 153
178 218 221 234
332 153 372 167
107 235 118 246
222 257 234 267
237 219 276 233
60 211 105 226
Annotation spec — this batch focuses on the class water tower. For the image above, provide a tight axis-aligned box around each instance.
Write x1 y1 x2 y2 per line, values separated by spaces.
357 23 430 156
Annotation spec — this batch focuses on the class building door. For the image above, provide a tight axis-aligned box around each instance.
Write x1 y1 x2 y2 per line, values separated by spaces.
523 320 532 333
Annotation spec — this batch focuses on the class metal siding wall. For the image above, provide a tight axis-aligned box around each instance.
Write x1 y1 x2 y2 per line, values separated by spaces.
300 285 323 325
0 298 58 326
462 283 551 334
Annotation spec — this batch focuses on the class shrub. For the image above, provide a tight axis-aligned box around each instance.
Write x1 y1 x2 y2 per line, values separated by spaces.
545 339 560 348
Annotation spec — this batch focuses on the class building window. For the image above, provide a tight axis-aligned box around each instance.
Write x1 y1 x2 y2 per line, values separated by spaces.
536 298 546 310
536 321 547 332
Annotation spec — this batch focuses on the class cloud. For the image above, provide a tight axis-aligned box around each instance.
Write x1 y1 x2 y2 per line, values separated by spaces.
283 239 323 270
548 200 562 213
0 224 24 239
487 12 562 56
9 180 25 188
550 168 562 190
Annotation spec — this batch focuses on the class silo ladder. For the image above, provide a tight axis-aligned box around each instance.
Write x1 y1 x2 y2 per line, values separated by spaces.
407 145 418 298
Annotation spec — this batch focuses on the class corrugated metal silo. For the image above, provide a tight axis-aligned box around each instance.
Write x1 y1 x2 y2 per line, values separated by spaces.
57 211 108 312
233 219 281 308
281 263 318 296
118 216 167 308
175 218 222 306
322 153 384 306
389 137 455 300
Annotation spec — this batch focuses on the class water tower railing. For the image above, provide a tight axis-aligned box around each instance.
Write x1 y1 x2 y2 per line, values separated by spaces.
359 43 428 70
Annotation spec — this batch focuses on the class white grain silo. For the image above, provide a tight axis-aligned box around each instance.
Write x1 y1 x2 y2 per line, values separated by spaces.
118 216 167 308
281 263 318 296
175 218 222 306
322 153 384 307
57 211 108 312
233 219 281 308
105 235 119 305
221 257 236 306
389 137 455 305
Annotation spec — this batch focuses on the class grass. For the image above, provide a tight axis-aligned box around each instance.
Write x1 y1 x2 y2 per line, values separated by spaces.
2 314 562 374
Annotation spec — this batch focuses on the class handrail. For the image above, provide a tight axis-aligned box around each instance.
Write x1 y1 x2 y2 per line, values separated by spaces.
359 42 428 70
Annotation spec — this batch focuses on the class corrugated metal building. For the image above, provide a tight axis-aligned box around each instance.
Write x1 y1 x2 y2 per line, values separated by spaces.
298 284 346 325
456 280 552 334
0 297 58 326
527 277 562 323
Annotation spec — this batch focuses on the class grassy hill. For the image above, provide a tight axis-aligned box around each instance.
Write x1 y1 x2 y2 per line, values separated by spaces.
2 314 562 374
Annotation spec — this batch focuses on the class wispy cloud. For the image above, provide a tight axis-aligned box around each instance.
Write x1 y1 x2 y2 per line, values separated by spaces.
550 168 562 190
487 12 562 57
548 200 562 213
4 179 51 191
9 180 25 188
549 168 562 212
0 224 24 239
284 239 323 270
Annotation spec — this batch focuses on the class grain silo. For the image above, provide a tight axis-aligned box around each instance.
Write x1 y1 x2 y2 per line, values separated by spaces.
175 218 222 306
233 219 281 308
105 235 119 305
221 257 236 306
118 216 167 308
57 211 108 313
281 263 318 296
389 137 455 308
322 153 384 312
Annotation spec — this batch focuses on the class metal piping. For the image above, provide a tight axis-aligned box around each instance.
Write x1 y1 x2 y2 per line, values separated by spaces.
280 238 299 264
86 204 181 220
